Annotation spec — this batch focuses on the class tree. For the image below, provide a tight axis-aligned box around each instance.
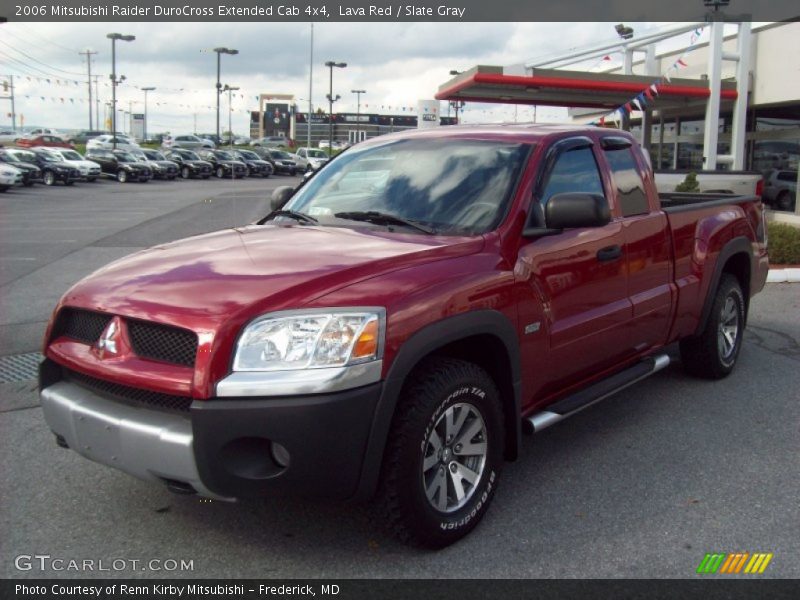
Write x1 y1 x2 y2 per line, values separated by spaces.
675 172 700 193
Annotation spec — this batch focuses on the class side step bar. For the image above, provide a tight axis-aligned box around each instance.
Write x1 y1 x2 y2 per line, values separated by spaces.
524 354 670 434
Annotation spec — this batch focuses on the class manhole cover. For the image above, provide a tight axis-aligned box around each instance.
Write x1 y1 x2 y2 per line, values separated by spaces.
0 352 43 383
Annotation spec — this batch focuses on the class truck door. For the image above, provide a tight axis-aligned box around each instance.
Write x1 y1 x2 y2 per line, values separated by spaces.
516 137 633 400
599 137 673 352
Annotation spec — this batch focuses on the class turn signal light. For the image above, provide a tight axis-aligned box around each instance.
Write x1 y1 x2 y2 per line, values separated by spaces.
352 319 379 359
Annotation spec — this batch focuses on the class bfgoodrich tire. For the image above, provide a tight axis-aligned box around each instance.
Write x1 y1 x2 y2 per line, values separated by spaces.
680 274 745 379
378 357 504 548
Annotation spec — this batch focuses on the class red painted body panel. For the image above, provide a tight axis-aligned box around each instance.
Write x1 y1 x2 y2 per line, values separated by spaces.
43 125 769 414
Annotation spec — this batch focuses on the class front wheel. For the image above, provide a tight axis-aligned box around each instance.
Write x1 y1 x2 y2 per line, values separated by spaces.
43 171 56 186
378 358 504 548
215 166 225 178
181 166 190 179
680 274 745 379
117 169 128 183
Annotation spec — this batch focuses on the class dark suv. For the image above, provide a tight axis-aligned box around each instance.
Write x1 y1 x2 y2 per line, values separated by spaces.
86 149 153 183
24 148 81 186
163 149 213 179
197 149 247 179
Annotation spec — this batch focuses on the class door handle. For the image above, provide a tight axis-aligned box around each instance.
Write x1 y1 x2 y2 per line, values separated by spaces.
596 245 623 262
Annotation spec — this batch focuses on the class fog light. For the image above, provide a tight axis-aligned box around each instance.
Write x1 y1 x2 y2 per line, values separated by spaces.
271 442 291 468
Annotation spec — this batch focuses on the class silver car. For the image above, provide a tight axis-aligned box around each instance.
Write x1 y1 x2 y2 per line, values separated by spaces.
250 136 289 148
162 135 215 150
762 169 797 211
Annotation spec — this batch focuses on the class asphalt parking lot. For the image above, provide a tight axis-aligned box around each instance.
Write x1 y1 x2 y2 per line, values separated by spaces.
0 178 798 578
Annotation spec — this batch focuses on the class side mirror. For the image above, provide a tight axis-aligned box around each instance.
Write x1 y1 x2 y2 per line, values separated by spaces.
545 193 610 229
270 186 295 211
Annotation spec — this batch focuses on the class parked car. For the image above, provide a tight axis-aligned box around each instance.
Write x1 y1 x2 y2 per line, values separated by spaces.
162 134 215 150
262 149 299 175
20 148 81 186
198 134 223 147
318 140 349 151
67 130 107 145
39 148 101 182
37 125 769 548
761 168 797 211
196 149 247 179
233 149 273 178
163 149 213 179
0 163 23 191
0 149 42 186
250 136 290 148
654 170 763 196
85 148 153 183
16 135 75 150
130 149 179 180
86 135 140 151
294 147 330 172
0 129 21 145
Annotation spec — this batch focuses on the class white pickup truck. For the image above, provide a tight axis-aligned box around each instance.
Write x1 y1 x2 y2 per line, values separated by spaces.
655 170 763 196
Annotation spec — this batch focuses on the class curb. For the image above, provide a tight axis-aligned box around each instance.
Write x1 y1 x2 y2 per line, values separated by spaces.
767 268 800 283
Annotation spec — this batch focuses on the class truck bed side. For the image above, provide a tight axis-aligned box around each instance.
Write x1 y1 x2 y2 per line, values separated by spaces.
661 193 769 343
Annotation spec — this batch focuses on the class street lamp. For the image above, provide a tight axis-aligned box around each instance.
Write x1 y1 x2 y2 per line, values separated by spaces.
222 84 239 148
449 100 465 124
107 33 135 149
141 86 155 143
214 47 238 141
615 24 634 40
351 89 365 143
325 60 346 155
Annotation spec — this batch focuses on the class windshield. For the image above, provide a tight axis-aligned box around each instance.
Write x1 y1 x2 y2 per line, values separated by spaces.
215 150 236 160
307 149 327 159
115 153 136 162
238 150 258 160
60 150 82 160
38 153 59 162
1 152 21 163
179 150 200 160
271 151 291 159
144 150 165 160
10 150 36 162
286 138 530 235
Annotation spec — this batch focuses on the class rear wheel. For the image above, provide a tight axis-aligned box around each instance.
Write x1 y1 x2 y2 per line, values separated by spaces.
680 274 745 379
181 166 190 179
216 166 225 178
378 357 504 548
43 171 56 186
117 169 128 183
776 191 795 212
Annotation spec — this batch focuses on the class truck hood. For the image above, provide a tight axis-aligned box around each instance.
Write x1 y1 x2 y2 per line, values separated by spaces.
61 224 483 331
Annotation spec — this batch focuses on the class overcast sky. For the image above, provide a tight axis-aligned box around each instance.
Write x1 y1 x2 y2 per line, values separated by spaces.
1 21 683 135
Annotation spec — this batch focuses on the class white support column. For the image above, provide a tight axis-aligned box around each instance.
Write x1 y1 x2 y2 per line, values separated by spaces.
703 21 725 170
730 22 751 170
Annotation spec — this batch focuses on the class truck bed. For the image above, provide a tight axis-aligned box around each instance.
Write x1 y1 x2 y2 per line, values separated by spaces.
658 192 760 212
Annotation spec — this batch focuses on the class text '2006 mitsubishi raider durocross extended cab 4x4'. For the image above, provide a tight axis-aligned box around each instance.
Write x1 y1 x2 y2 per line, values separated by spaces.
40 125 768 548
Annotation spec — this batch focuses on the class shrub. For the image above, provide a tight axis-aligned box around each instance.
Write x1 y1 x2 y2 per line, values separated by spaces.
675 172 700 193
768 222 800 265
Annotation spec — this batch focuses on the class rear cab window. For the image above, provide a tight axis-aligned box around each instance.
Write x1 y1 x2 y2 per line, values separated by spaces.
602 143 650 217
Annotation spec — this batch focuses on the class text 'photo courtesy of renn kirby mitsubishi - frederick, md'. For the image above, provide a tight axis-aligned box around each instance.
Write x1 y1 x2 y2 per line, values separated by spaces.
0 0 799 598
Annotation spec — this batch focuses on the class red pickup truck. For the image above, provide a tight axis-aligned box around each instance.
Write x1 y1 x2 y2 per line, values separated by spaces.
40 125 768 548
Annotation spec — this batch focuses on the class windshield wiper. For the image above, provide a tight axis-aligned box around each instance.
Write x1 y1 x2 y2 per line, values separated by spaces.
262 209 318 225
334 211 436 234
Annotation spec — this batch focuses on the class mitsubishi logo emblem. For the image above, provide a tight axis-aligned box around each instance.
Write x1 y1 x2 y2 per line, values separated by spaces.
94 317 122 359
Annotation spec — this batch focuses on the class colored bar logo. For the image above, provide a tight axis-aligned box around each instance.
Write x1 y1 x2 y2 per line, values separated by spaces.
697 552 773 574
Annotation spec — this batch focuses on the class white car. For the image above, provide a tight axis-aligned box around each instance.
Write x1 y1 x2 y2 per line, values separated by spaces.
162 134 214 150
250 136 289 148
86 134 140 151
0 163 23 191
24 127 62 138
294 147 330 172
40 147 102 182
0 129 21 145
318 140 349 151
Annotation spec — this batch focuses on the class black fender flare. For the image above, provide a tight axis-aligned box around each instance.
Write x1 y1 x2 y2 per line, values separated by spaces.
695 236 753 336
354 309 522 500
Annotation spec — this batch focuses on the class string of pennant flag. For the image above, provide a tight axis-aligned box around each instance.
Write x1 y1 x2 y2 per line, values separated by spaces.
589 26 706 128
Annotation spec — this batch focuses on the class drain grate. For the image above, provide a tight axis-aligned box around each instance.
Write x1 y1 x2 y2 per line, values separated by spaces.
0 352 43 383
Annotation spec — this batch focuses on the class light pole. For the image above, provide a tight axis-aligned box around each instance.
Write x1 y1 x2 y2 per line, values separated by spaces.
222 84 239 148
325 60 346 155
214 47 238 142
351 89 365 143
106 33 135 149
141 86 155 142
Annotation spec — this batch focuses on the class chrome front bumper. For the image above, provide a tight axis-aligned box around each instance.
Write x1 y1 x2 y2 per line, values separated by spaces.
40 381 230 500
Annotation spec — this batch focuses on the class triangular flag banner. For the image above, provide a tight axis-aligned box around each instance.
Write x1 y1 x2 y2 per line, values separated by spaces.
677 59 688 67
650 83 659 96
632 98 642 111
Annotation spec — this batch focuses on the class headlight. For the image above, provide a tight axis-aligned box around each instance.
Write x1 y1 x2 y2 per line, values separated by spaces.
233 310 384 372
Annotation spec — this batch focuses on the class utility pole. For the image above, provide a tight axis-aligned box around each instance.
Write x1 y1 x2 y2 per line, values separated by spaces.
94 76 100 129
1 75 16 130
80 50 97 130
308 23 313 150
351 89 366 143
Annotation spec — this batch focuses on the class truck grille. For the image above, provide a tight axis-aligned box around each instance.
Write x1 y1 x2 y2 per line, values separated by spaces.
64 368 193 413
127 320 197 367
52 308 198 367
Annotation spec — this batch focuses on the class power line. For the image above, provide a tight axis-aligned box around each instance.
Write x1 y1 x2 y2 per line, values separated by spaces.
11 23 83 53
0 38 87 77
